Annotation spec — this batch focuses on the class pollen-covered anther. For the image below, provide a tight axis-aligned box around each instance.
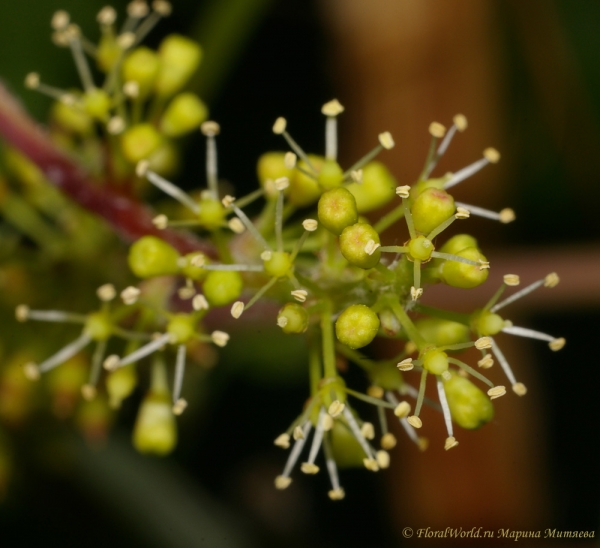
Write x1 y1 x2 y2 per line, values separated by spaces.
544 272 560 288
376 450 390 469
549 337 565 351
291 290 308 303
153 0 173 16
274 433 290 449
192 294 209 311
121 286 141 305
360 422 375 440
231 301 244 319
284 151 296 169
381 433 397 450
103 355 120 371
397 358 414 371
123 80 140 98
394 401 411 418
152 214 168 230
512 383 527 396
328 400 345 418
407 415 422 429
302 219 318 232
429 122 446 138
503 274 520 286
378 131 395 150
444 436 459 450
97 283 117 302
173 398 188 415
51 10 70 30
455 207 470 219
117 32 136 50
321 99 344 116
499 208 516 223
135 160 150 178
275 476 292 490
97 6 117 25
200 121 220 136
272 117 287 134
328 488 345 501
24 72 40 89
107 117 125 135
293 425 304 440
81 384 97 401
364 239 380 256
478 260 490 270
488 386 507 399
260 250 272 261
221 195 235 208
227 218 245 234
211 331 230 348
15 305 30 322
395 185 411 199
410 286 423 301
274 177 289 191
363 458 379 472
177 286 195 300
484 147 501 163
453 113 468 131
351 169 363 184
367 386 384 398
477 354 494 369
475 336 492 350
322 414 334 431
128 0 150 18
300 462 320 475
23 362 40 381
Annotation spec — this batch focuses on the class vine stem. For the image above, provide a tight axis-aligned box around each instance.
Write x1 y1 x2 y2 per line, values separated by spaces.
0 83 216 257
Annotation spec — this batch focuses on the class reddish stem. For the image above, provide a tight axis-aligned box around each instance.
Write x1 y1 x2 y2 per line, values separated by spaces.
0 82 215 257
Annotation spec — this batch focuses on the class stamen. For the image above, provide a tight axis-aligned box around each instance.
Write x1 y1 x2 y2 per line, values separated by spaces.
548 337 565 351
302 219 318 232
274 433 290 449
491 278 546 313
322 434 344 499
502 325 557 343
242 277 279 313
227 218 246 234
443 151 498 190
397 358 414 371
152 214 168 230
376 450 390 469
83 339 107 400
138 163 200 214
512 382 527 396
342 406 376 462
351 170 363 183
281 421 312 479
284 152 296 169
368 386 384 398
360 422 375 440
15 306 86 324
478 354 494 369
301 408 327 474
293 426 304 440
395 185 411 199
38 332 92 374
487 386 506 399
228 203 271 251
490 338 517 385
411 286 423 301
211 331 230 347
342 141 385 181
107 116 125 135
97 284 117 302
430 251 481 267
132 1 171 46
454 201 515 223
364 239 380 256
544 272 560 288
97 6 117 26
386 392 422 446
64 25 96 92
328 400 345 418
427 214 457 240
231 301 244 319
192 294 209 311
503 274 520 286
202 263 264 272
444 437 459 450
381 433 397 450
110 332 171 369
200 122 220 198
51 10 70 30
407 416 422 429
291 290 308 303
437 379 454 439
172 344 186 407
393 401 411 418
429 122 446 139
274 476 292 490
121 286 141 305
448 357 494 388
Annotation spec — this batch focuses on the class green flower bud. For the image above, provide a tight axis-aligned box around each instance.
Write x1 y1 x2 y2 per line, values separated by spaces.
263 251 293 278
203 271 243 306
439 234 478 256
155 35 202 98
83 88 111 121
411 187 455 235
121 124 162 163
160 93 208 137
335 304 380 349
443 374 494 429
416 317 470 347
180 252 209 281
167 314 197 344
407 235 434 261
471 309 505 336
197 197 226 230
346 161 397 213
128 236 180 278
378 308 401 337
51 101 93 134
339 223 381 269
277 303 308 334
440 247 488 289
317 187 358 236
148 140 179 177
330 419 365 468
133 391 177 456
84 311 113 342
421 347 449 375
106 365 137 409
317 159 343 189
257 152 293 198
122 47 160 98
288 155 323 207
369 362 402 390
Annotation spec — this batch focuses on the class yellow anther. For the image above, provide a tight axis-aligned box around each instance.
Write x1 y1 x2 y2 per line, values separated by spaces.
152 0 172 16
328 488 345 500
429 122 446 138
378 131 395 150
351 169 363 184
418 437 429 451
487 386 507 399
97 283 116 302
405 341 418 354
117 32 136 49
231 301 244 319
363 458 379 472
477 354 494 369
51 10 70 30
300 462 319 475
360 422 375 440
228 218 245 234
366 386 384 399
211 331 230 347
24 72 40 89
444 436 459 450
453 114 468 131
121 286 141 305
274 433 290 449
277 316 288 328
376 450 390 469
407 415 422 429
192 294 209 311
475 337 492 350
394 401 411 418
549 338 565 351
544 272 560 288
328 400 345 418
272 117 287 134
381 433 397 450
128 0 150 18
260 250 272 261
484 147 501 163
455 207 470 219
24 362 40 381
291 290 307 303
275 476 292 490
302 219 318 232
97 6 117 25
274 177 289 191
395 185 411 199
81 384 97 401
123 80 140 98
284 151 296 169
364 239 380 256
173 398 188 415
221 195 235 207
107 116 125 135
321 99 344 116
503 274 520 286
15 305 30 322
410 286 423 301
322 414 334 431
397 358 414 371
201 121 220 136
293 425 305 440
499 208 516 223
103 355 120 371
512 383 527 396
136 160 150 178
478 260 490 270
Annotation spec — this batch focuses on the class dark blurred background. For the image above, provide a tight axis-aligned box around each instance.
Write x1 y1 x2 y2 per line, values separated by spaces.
0 0 599 546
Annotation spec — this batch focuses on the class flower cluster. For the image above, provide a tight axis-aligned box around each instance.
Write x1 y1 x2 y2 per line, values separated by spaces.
7 3 566 501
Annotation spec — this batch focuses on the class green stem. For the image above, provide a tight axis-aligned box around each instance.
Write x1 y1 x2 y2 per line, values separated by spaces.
373 203 405 233
387 296 427 350
309 335 321 396
321 300 337 379
335 343 375 373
